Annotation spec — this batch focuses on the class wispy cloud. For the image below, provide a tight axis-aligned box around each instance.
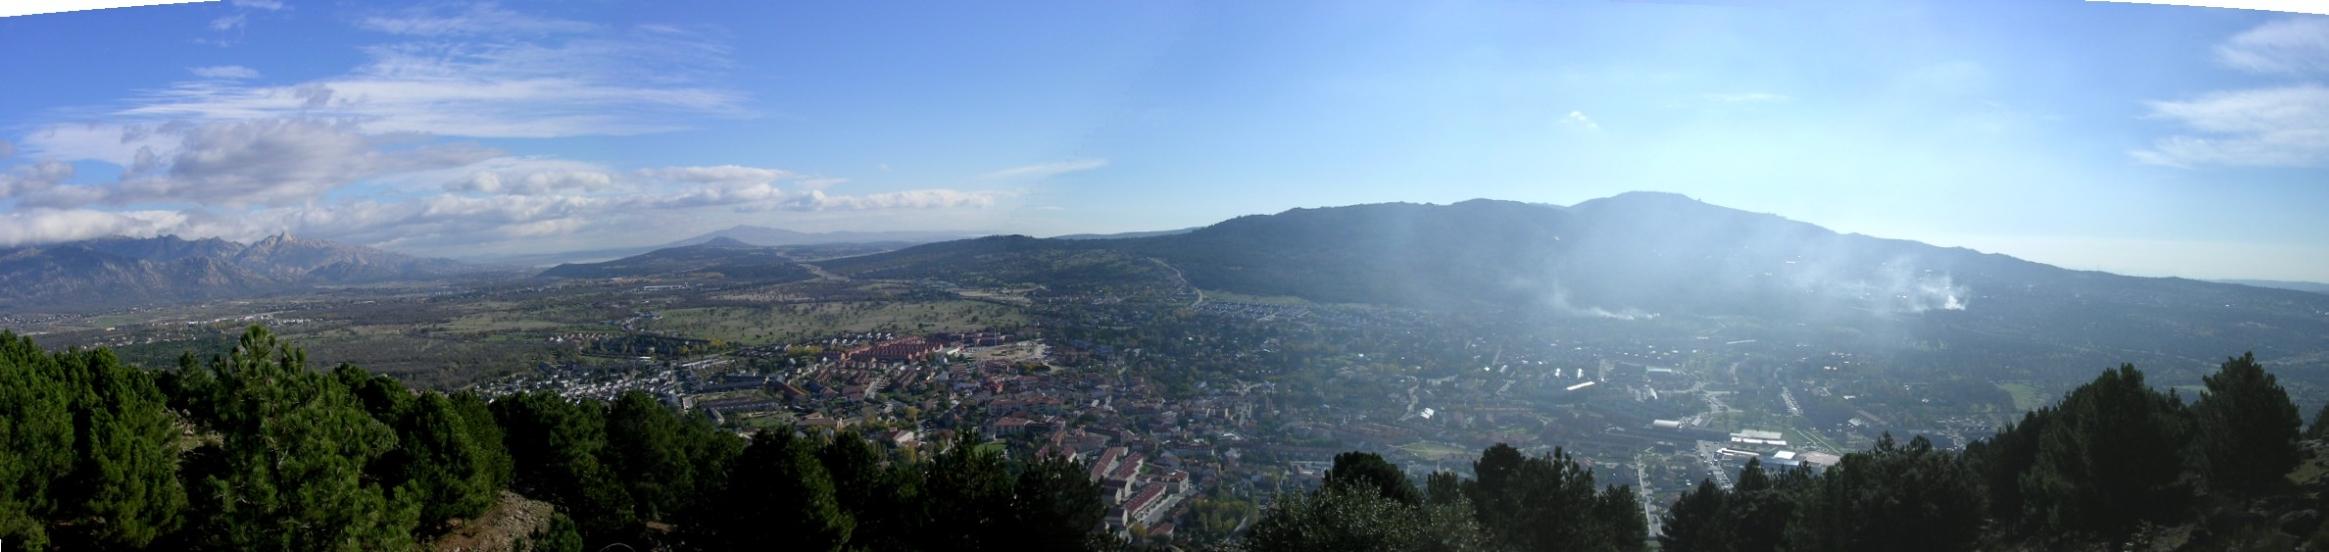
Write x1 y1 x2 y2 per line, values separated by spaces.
190 65 260 80
1562 111 1601 132
0 4 1017 255
209 14 245 31
777 189 1017 211
2135 19 2329 168
2132 85 2329 168
7 119 497 208
2215 17 2329 75
356 3 596 37
978 158 1109 181
30 11 748 144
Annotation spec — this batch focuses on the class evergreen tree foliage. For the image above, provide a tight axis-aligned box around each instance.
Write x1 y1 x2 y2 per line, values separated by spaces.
1594 484 1649 552
490 390 635 545
1324 451 1421 505
0 333 81 551
602 390 695 522
1241 485 1492 552
1657 479 1727 552
1009 455 1111 551
920 432 1016 550
49 347 187 549
1962 407 2052 534
1783 435 1984 552
2022 364 2194 542
394 392 506 533
520 512 584 552
2192 352 2302 495
701 430 852 551
177 326 419 551
1463 445 1630 551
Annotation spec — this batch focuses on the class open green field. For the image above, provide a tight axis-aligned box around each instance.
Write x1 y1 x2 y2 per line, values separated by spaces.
651 300 1028 345
1394 440 1474 462
1997 382 2050 412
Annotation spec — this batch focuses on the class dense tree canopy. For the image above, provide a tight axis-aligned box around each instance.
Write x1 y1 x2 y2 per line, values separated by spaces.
2193 352 2302 495
1247 443 1647 551
0 328 1121 552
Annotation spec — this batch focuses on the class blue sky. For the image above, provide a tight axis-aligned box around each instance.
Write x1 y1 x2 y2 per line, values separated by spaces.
1 0 2325 281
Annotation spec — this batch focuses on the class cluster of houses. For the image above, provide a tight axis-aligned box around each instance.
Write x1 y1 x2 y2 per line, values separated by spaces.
1075 446 1194 536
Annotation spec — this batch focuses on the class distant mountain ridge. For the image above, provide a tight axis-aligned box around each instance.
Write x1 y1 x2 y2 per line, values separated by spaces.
1048 227 1199 240
0 233 484 309
2223 279 2329 296
535 237 913 281
665 225 968 248
476 225 968 267
817 192 2329 382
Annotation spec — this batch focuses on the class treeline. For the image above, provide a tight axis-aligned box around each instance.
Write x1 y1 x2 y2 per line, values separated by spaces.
1662 353 2327 551
0 327 1114 551
1234 448 1648 551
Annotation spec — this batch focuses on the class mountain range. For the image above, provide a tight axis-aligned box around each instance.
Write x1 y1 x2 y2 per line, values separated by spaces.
815 192 2329 382
537 237 816 281
477 225 968 267
9 193 2327 384
0 233 482 309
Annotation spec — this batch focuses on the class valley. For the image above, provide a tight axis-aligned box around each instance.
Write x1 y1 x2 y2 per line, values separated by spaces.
10 194 2327 546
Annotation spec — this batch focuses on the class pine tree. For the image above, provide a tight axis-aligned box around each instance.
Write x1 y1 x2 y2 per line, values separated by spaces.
179 326 419 551
2023 365 2194 542
1008 455 1110 551
1658 479 1727 552
51 348 187 548
0 332 74 551
2192 352 2301 495
395 392 504 533
704 430 852 551
1324 451 1421 505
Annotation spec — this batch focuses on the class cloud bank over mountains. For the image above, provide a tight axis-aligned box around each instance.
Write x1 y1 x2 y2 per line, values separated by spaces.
0 2 1052 256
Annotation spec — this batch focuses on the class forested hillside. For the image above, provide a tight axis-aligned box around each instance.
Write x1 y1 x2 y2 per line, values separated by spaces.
0 327 1110 552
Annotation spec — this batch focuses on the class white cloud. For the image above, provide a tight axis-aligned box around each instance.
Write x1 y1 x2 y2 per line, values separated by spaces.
0 4 1013 256
2135 21 2329 168
427 157 622 195
977 158 1109 181
230 0 286 11
2216 17 2329 75
637 164 1013 213
452 170 614 195
1703 92 1790 103
775 189 1015 212
209 14 245 31
16 119 497 208
642 165 795 186
0 208 195 247
0 161 75 200
190 65 261 80
0 139 16 160
1562 111 1601 132
358 3 597 37
85 16 746 140
2133 85 2329 168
